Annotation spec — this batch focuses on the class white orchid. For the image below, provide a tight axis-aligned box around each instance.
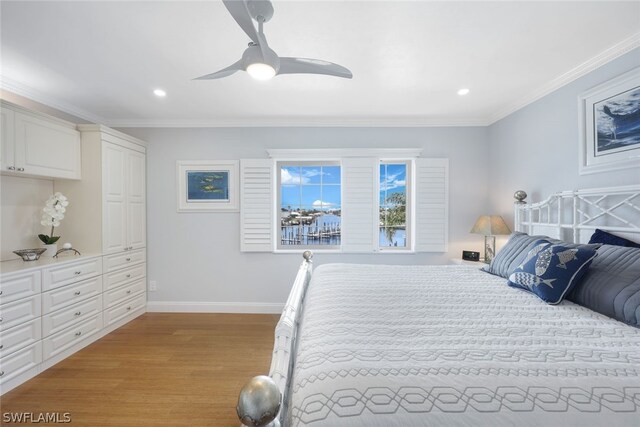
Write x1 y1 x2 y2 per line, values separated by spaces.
39 192 69 244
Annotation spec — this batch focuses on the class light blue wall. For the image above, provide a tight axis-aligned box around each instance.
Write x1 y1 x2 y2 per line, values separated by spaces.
488 48 640 226
123 126 490 308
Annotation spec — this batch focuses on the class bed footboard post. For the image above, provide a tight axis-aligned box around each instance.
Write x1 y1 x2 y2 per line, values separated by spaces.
237 251 314 427
237 375 281 427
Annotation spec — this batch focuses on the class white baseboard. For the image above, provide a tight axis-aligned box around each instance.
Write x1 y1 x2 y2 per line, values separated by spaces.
146 301 284 314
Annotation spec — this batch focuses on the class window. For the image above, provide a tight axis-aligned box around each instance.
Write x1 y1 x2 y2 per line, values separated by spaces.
379 161 411 249
239 153 447 253
277 162 341 249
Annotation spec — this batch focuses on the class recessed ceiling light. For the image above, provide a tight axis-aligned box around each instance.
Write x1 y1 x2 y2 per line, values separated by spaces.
457 88 470 96
153 89 166 97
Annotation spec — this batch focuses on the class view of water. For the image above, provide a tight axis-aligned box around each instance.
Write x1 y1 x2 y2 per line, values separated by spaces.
280 214 407 247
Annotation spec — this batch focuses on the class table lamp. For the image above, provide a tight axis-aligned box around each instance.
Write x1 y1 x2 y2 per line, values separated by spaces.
470 215 511 263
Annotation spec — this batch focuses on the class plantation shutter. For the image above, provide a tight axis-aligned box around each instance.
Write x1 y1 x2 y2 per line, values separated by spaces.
341 157 379 253
240 159 274 252
415 158 449 252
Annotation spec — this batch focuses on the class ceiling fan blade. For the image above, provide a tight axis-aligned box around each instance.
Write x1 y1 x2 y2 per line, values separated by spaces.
223 0 259 43
278 57 353 79
193 59 243 80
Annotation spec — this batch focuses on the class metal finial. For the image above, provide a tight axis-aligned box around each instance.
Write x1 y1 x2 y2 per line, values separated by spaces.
237 376 281 427
514 190 527 203
302 250 313 261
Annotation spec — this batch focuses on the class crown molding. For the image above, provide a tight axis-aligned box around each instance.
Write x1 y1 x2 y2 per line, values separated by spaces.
0 76 105 125
106 117 489 128
487 31 640 125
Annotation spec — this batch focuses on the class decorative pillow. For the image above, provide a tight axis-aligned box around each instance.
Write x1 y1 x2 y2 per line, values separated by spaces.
568 244 640 327
482 232 566 278
588 228 640 248
507 240 598 305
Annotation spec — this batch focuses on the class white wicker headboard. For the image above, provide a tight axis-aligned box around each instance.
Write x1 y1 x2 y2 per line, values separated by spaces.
514 185 640 244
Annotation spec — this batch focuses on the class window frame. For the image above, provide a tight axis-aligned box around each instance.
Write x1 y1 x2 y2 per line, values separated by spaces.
276 160 343 252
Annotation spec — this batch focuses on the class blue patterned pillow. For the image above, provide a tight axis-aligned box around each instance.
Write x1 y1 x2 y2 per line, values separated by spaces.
508 240 598 305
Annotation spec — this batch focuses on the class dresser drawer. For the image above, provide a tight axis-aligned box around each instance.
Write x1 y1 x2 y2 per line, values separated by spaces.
103 248 145 273
104 293 145 327
0 318 41 358
42 276 102 315
42 315 102 361
42 257 102 291
0 342 42 384
0 271 41 306
0 295 41 332
103 264 145 292
42 295 102 338
104 278 145 309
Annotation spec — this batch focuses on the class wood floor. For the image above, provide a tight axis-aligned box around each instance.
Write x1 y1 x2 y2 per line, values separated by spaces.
0 313 279 426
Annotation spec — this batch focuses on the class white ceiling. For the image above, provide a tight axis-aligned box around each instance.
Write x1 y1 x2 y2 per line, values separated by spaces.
1 1 639 127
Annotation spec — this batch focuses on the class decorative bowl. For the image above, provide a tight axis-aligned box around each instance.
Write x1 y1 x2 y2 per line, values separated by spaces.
13 248 47 261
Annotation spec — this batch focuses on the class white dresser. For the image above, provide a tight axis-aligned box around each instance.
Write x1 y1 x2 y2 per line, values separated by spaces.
0 254 146 394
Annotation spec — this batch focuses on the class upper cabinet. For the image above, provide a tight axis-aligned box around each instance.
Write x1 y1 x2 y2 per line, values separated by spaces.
55 125 146 256
0 102 81 180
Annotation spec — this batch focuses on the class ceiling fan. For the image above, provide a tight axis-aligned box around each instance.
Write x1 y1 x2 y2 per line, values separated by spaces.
195 0 353 81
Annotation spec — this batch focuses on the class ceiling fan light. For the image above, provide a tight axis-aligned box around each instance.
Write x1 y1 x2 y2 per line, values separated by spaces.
247 62 276 80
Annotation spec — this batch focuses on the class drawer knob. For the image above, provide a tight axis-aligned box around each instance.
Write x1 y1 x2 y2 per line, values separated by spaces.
126 274 131 278
7 166 15 170
75 311 82 316
75 331 82 337
127 306 132 311
126 258 131 262
74 271 82 275
0 371 4 376
0 317 3 322
126 290 131 294
74 291 81 296
0 290 3 295
17 167 25 172
0 344 3 349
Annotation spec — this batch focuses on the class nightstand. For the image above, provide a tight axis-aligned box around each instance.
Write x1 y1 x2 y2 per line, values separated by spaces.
450 258 486 266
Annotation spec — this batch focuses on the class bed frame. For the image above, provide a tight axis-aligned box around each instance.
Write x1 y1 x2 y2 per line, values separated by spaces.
237 184 640 427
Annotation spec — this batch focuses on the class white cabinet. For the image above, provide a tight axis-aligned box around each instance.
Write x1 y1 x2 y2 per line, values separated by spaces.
102 142 146 254
0 101 81 180
56 125 147 257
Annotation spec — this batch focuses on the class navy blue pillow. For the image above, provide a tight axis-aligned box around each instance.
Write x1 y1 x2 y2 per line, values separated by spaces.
508 240 598 305
588 228 640 248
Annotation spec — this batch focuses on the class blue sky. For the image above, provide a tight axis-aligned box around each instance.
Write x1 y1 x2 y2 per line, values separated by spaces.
280 164 407 209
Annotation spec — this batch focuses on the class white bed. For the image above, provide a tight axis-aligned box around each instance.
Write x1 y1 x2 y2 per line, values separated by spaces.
287 263 640 426
237 185 640 427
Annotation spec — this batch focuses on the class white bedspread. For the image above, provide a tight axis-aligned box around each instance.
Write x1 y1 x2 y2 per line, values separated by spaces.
286 264 640 426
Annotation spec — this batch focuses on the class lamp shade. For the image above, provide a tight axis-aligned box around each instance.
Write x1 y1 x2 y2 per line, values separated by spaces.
470 215 511 236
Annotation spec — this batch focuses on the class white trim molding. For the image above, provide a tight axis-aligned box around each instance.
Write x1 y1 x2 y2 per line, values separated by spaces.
488 31 640 125
146 301 284 314
267 148 423 159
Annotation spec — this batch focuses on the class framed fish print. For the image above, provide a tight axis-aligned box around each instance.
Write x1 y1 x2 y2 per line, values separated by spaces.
177 160 239 212
579 67 640 175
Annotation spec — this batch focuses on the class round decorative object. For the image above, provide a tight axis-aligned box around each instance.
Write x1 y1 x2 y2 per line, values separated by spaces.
514 190 527 202
302 250 313 261
237 375 281 427
13 248 47 261
63 242 72 249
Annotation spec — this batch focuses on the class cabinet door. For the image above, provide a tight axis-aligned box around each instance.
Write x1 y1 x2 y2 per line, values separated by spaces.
0 108 15 172
102 143 127 254
14 112 81 179
126 150 146 250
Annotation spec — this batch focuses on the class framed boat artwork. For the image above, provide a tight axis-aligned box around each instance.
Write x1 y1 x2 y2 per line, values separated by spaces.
176 160 239 212
579 67 640 174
